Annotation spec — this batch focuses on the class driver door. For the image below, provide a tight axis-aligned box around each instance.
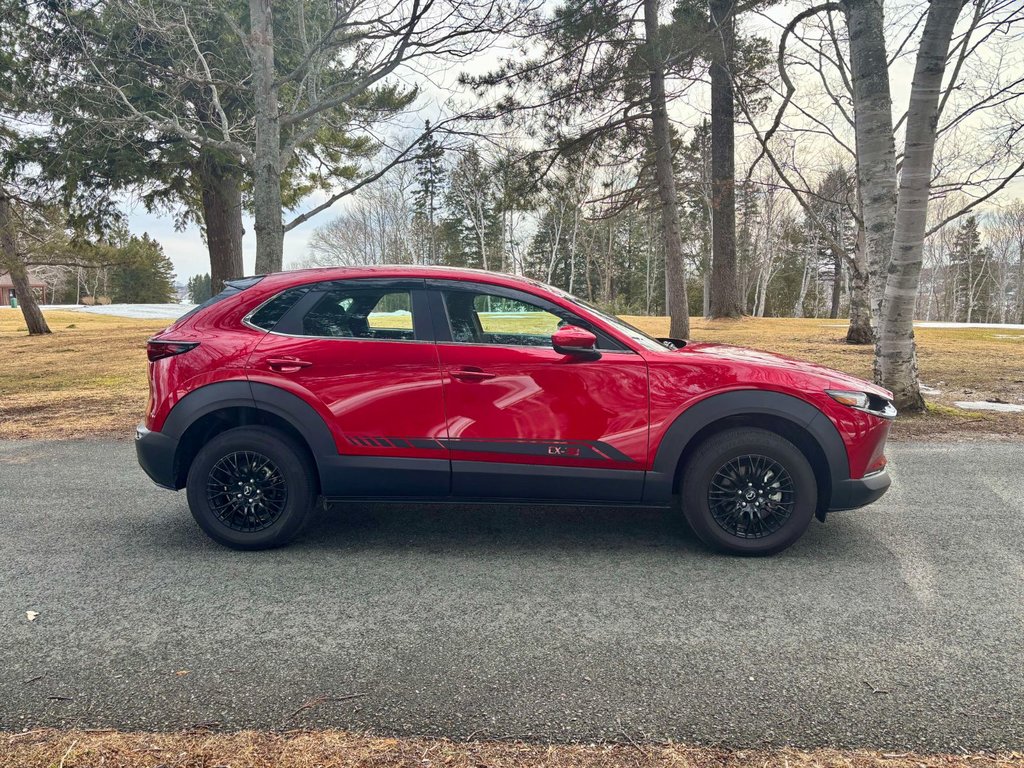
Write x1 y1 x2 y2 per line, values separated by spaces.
427 280 649 503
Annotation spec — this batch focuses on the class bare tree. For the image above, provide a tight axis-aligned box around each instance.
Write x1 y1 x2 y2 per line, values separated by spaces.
875 0 966 410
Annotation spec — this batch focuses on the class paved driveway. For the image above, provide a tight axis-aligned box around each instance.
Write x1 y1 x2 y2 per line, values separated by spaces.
1 440 1021 750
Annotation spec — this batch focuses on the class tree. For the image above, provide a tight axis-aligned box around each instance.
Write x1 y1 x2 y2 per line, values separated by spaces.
108 235 177 304
412 124 447 265
875 0 966 411
948 217 992 322
644 0 691 337
187 274 214 304
48 0 531 275
0 195 50 334
707 0 741 318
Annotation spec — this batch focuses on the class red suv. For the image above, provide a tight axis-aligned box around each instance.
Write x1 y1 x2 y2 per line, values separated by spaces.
136 267 894 554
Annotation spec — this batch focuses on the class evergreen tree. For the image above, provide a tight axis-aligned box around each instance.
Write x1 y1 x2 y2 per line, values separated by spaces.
187 274 213 304
108 235 177 303
411 124 447 264
950 216 994 322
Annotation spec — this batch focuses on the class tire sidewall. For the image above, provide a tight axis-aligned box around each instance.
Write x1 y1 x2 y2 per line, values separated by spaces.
681 428 817 555
186 426 315 550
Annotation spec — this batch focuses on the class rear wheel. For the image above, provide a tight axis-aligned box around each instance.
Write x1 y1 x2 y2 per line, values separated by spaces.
186 426 316 550
679 428 817 555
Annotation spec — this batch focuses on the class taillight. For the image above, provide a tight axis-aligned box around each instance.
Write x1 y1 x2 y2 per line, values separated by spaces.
147 339 199 362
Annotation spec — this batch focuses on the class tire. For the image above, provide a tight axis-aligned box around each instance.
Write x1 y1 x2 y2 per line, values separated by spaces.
186 426 316 550
679 428 817 555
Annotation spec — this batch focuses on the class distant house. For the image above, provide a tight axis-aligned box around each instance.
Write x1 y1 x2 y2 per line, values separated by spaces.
0 271 47 305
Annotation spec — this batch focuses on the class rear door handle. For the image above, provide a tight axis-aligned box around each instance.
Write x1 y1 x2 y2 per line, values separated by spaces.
267 358 313 373
450 367 496 382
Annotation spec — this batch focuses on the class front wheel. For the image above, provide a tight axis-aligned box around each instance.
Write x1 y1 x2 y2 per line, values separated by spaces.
186 426 316 550
679 428 817 555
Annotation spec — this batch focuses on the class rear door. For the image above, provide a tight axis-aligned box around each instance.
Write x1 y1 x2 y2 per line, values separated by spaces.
428 280 649 503
246 278 450 497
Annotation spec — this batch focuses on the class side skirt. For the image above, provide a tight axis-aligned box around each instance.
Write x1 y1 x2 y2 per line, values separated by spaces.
318 455 651 505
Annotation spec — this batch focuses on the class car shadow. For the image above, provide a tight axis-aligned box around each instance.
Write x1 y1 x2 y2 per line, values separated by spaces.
141 495 863 562
283 500 858 560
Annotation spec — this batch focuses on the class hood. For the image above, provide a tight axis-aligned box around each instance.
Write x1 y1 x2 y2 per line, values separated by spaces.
680 342 893 399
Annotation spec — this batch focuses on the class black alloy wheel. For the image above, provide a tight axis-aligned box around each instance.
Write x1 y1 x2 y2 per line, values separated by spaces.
206 451 289 532
679 427 817 555
186 426 316 550
707 454 795 539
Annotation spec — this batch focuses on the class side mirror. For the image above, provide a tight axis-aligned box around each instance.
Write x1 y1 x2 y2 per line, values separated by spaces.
552 325 601 360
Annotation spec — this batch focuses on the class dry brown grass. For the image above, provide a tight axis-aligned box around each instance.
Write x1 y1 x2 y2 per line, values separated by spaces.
2 307 1022 440
0 309 168 439
2 730 1022 768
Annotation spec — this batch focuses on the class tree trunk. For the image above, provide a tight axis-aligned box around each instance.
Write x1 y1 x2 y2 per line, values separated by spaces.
847 260 873 343
645 0 690 338
0 195 50 335
249 0 284 274
198 153 245 293
876 0 963 412
843 0 898 326
830 252 843 318
708 0 741 318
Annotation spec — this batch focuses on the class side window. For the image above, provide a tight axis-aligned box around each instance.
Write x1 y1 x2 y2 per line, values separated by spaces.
247 286 310 331
443 290 566 347
301 288 415 340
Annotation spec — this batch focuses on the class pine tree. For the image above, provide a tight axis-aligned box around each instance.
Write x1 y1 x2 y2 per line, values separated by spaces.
950 216 994 322
108 235 177 304
411 124 447 265
187 274 213 304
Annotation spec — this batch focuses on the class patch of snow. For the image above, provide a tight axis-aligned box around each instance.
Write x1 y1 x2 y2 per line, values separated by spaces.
40 303 195 320
919 385 942 396
917 321 1024 330
954 401 1024 413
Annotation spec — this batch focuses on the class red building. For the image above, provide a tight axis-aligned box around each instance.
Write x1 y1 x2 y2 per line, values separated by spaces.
0 271 47 306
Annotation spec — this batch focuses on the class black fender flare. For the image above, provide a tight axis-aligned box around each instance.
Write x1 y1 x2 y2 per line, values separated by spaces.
642 390 849 506
162 380 337 487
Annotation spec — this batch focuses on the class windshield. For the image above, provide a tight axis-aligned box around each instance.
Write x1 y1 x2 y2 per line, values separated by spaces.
548 286 674 352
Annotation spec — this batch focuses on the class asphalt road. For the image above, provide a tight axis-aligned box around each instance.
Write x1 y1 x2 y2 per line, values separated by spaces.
1 440 1022 751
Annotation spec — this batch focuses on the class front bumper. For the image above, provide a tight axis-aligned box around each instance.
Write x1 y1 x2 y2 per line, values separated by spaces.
829 468 891 511
135 424 180 490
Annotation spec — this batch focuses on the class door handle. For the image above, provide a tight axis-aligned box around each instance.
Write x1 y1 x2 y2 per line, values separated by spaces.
450 367 496 382
267 358 313 373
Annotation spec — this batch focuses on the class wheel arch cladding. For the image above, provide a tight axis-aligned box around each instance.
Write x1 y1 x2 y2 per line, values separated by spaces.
649 390 848 515
163 381 334 490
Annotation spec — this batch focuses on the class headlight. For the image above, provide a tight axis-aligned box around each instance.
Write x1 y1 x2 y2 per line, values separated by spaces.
826 390 870 409
826 390 897 419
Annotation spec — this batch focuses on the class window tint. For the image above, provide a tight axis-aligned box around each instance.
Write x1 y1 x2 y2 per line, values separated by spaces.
300 289 416 340
443 290 569 348
248 286 310 331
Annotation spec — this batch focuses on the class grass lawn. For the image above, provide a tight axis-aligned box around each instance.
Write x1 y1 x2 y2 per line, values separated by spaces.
1 307 1022 440
3 730 1022 768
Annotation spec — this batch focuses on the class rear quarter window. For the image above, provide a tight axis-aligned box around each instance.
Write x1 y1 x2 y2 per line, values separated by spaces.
247 286 311 331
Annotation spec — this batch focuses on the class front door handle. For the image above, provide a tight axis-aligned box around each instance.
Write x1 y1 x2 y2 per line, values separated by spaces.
450 367 496 382
267 358 313 373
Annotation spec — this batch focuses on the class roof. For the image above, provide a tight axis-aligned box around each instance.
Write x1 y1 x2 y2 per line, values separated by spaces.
0 271 46 289
256 265 552 294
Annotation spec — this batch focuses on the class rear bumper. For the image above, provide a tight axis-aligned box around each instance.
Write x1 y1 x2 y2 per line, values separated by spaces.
829 468 891 511
135 424 179 490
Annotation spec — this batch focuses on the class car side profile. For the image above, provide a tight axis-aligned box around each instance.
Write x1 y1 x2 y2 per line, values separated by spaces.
136 266 895 554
